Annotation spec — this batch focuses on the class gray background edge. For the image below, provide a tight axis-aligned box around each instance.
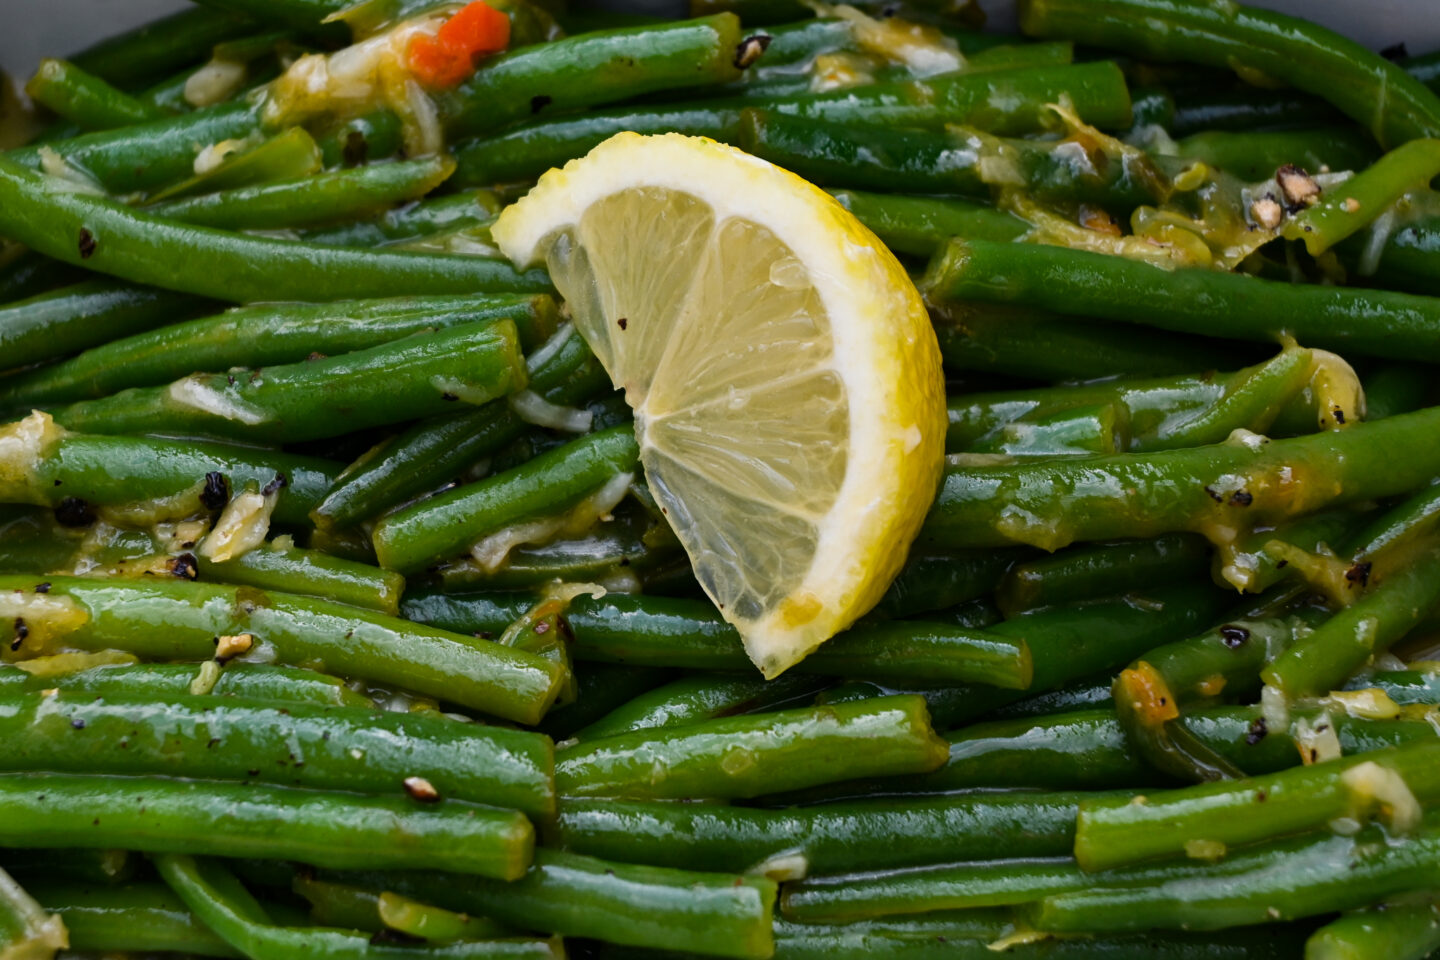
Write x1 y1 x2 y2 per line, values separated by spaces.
2 0 1437 81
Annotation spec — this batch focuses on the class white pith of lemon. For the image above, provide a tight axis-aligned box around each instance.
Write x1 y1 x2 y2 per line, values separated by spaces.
492 132 945 678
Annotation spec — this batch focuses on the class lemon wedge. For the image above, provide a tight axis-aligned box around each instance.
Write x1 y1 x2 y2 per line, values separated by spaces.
492 132 945 678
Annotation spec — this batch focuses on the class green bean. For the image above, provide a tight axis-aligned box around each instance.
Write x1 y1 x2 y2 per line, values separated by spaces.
932 303 1255 381
316 110 407 169
996 535 1209 616
1168 88 1343 138
451 62 1132 185
814 583 1231 730
436 15 746 140
156 855 561 959
556 695 946 800
333 850 777 960
1262 542 1440 697
928 237 1440 363
49 319 526 445
0 279 214 372
0 293 556 409
145 125 323 204
922 406 1440 552
1360 214 1440 298
32 882 242 958
197 546 405 615
372 425 639 575
538 665 673 741
1214 509 1368 596
1174 129 1378 182
300 192 501 248
0 576 565 724
25 59 167 131
404 589 1034 688
8 102 262 194
70 7 255 85
554 792 1088 874
0 662 373 707
0 421 339 527
1307 902 1440 960
991 675 1114 719
1360 363 1433 421
145 156 456 231
313 326 607 529
1031 817 1440 932
1075 739 1440 871
0 690 554 817
826 190 1029 257
575 672 826 740
967 402 1120 458
1282 140 1440 255
0 774 532 877
0 154 550 304
1017 0 1440 149
739 112 1165 208
293 874 510 941
869 549 1023 620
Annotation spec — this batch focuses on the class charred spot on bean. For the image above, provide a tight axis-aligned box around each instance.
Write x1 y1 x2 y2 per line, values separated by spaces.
77 228 97 259
617 317 628 331
1229 490 1253 507
530 94 552 114
1345 561 1372 588
11 618 28 651
54 497 96 528
1276 559 1289 569
33 583 50 594
306 351 327 362
262 473 289 497
1255 789 1268 803
171 553 199 581
733 34 771 70
343 130 369 167
1245 716 1268 745
1332 407 1346 425
1220 624 1250 648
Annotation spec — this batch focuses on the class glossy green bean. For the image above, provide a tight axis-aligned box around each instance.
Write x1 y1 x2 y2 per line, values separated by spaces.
869 549 1022 620
1075 739 1440 871
0 154 550 304
574 672 825 741
313 327 607 529
0 773 532 877
0 253 78 306
156 855 560 959
292 874 508 941
996 535 1209 616
537 665 673 741
1213 508 1368 596
145 156 457 231
0 422 339 527
827 190 1029 256
34 882 241 958
1283 139 1440 254
2 849 136 886
922 406 1440 552
300 192 500 248
0 576 565 724
556 695 946 800
0 279 214 372
932 303 1254 381
927 237 1440 363
554 791 1089 874
1306 902 1440 960
0 662 373 707
26 59 167 130
1032 817 1440 932
0 690 554 817
196 546 404 615
70 7 254 84
49 319 526 444
334 850 776 960
1017 0 1440 149
372 425 639 575
0 293 556 409
0 867 65 959
437 15 745 140
1263 541 1440 697
1168 87 1342 138
1174 129 1378 181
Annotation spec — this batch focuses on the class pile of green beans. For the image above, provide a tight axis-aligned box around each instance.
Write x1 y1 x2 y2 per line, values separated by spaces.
3 0 1440 957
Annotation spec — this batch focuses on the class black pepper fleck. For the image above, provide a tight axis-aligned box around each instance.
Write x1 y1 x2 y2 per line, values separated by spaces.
530 94 552 114
77 228 97 258
1245 717 1268 745
1220 624 1250 648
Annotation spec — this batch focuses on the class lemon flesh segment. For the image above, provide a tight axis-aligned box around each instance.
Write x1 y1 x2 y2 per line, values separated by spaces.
492 132 945 677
